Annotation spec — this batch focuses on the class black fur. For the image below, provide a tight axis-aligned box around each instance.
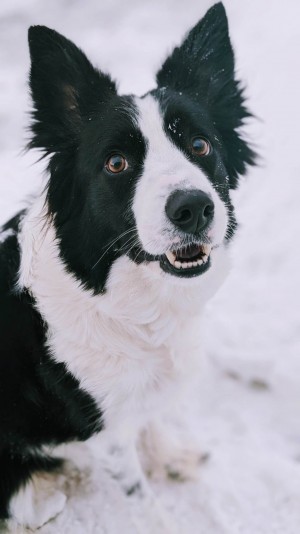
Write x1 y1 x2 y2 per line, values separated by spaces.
156 3 255 189
0 215 102 519
28 26 147 294
0 3 255 523
153 89 238 240
26 6 255 295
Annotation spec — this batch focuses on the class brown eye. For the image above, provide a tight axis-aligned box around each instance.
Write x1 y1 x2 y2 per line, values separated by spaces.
191 137 211 156
105 154 128 174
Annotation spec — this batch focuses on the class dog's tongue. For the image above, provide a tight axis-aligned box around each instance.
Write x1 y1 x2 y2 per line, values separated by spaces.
174 244 201 260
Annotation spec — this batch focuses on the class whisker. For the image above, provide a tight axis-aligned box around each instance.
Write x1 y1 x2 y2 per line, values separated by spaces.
91 228 136 270
105 228 136 251
125 238 141 257
132 238 162 263
118 233 140 253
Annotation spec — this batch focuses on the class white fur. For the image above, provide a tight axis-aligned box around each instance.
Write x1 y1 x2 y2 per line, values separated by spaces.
9 471 66 529
133 95 228 255
0 228 14 243
16 97 231 511
16 192 229 499
18 193 229 432
140 421 206 481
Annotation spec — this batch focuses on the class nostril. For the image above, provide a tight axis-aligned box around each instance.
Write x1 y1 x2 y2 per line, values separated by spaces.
203 204 214 218
176 208 192 223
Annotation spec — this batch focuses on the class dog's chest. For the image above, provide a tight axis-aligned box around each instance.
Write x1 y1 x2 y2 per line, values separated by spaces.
19 216 201 425
46 296 188 424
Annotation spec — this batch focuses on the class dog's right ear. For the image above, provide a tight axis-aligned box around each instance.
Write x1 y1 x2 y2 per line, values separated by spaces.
28 26 116 155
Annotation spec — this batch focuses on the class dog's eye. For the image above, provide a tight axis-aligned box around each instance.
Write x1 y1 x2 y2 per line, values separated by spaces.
191 137 211 157
105 154 128 174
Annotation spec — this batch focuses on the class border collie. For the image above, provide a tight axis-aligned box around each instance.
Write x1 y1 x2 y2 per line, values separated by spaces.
0 3 255 529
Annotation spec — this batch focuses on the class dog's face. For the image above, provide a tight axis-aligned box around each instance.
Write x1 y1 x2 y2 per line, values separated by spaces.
28 3 255 293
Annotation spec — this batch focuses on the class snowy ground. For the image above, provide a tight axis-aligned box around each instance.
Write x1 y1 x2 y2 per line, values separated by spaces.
1 1 300 533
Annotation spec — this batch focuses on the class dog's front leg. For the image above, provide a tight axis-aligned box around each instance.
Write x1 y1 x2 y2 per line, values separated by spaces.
141 418 207 483
88 426 180 534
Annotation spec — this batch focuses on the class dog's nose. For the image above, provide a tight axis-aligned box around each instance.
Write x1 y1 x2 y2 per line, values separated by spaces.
165 190 214 234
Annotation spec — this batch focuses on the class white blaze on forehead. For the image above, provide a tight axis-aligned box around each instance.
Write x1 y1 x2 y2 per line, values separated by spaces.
134 95 212 189
132 94 228 255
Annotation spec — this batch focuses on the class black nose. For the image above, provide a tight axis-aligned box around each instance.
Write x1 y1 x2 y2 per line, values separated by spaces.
165 190 214 234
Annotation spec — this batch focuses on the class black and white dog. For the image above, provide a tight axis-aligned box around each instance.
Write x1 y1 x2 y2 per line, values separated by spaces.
0 3 255 529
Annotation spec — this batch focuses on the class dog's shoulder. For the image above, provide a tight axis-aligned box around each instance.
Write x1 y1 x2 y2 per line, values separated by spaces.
0 210 103 447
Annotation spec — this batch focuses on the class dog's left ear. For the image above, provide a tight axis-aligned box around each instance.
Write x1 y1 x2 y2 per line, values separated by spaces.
156 2 255 187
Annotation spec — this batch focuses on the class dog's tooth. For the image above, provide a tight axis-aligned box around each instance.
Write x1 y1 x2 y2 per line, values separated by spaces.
182 262 188 268
202 255 208 263
174 261 182 269
197 259 203 265
165 251 175 265
202 244 212 255
192 261 198 267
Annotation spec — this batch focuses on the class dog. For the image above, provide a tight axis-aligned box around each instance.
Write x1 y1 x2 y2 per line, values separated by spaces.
0 2 255 529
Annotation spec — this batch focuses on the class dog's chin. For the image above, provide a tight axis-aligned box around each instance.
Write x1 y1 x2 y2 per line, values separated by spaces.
140 256 214 292
140 245 230 305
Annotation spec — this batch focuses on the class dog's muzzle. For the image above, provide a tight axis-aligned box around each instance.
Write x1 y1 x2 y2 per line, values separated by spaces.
159 189 214 277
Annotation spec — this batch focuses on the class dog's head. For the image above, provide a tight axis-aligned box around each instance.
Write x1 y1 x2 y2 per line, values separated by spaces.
28 2 255 294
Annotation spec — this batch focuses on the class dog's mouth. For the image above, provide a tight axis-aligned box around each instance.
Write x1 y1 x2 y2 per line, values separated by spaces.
160 243 212 278
127 240 212 278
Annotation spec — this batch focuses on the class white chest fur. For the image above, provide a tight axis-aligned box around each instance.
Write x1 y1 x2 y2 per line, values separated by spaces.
18 197 229 430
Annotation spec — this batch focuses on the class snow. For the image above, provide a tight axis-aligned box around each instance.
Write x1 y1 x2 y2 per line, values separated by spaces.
1 0 300 532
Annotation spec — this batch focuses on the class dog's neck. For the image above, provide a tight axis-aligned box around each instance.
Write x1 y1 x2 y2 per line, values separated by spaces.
18 194 229 352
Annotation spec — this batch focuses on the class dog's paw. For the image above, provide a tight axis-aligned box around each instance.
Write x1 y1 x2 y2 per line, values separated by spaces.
140 424 209 482
163 449 209 482
9 471 67 529
108 463 152 499
145 446 209 482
